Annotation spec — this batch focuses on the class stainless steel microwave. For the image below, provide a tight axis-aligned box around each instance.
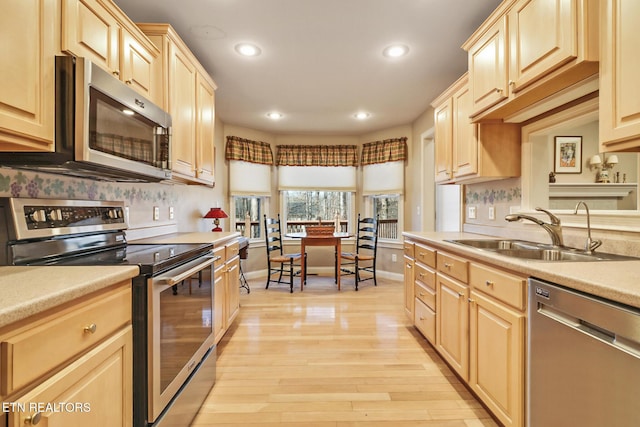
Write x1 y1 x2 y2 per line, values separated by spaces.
0 56 172 182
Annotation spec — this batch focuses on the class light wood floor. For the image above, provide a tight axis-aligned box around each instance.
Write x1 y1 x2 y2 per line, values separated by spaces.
192 275 499 427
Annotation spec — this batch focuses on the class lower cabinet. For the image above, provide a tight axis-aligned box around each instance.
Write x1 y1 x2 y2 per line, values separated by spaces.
0 281 133 427
213 239 240 344
403 238 527 427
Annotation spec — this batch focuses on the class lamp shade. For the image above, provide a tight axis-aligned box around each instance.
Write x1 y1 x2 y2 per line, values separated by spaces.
606 155 619 165
589 155 602 166
203 207 228 232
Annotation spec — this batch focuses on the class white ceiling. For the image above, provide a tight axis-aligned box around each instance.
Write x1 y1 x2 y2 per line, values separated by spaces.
113 0 501 135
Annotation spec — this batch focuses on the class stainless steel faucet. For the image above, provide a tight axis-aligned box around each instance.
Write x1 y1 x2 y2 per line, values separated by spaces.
505 207 564 247
573 201 602 253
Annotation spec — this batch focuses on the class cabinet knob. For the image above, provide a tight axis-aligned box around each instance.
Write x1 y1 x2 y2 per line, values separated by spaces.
84 323 97 334
468 298 476 304
495 87 503 93
406 263 412 269
419 292 426 297
444 262 453 269
485 280 494 287
508 80 515 86
419 316 425 321
125 79 132 85
458 292 465 297
25 412 42 425
112 70 120 77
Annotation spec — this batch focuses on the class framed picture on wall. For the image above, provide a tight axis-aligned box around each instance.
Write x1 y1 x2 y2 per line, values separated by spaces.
554 136 582 174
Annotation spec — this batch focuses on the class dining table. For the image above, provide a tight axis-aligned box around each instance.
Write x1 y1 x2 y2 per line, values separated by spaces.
285 231 351 290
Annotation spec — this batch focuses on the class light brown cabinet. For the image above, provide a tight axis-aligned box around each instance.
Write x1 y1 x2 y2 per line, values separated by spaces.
213 239 240 344
403 238 527 427
1 281 132 427
402 241 415 321
599 0 640 151
61 0 161 104
0 0 56 151
137 24 217 186
464 0 599 122
431 73 520 184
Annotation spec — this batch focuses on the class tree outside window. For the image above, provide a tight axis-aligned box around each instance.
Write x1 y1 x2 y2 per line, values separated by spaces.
283 191 351 233
371 194 400 240
233 196 264 238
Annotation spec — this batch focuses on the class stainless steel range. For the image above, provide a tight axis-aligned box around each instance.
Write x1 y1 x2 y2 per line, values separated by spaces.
0 198 217 427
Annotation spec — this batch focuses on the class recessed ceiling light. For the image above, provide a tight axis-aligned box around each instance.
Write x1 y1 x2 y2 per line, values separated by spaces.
235 43 261 57
266 112 283 120
354 112 370 120
383 44 409 58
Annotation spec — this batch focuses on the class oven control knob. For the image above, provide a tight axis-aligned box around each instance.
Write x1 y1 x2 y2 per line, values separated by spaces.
48 209 63 221
28 210 47 223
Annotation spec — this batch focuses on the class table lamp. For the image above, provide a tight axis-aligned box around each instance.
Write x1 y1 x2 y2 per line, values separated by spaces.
203 207 228 232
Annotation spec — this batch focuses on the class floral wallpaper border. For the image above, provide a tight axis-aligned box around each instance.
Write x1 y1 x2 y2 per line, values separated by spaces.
0 168 178 205
465 186 521 205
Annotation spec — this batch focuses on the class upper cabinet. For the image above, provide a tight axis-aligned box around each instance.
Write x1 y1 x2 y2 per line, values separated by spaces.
137 24 217 186
599 0 640 152
0 0 57 152
61 0 161 105
431 73 520 184
464 0 599 122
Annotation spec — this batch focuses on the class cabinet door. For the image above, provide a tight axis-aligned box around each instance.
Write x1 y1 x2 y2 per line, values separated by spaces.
121 29 159 103
169 43 197 178
195 73 216 185
434 98 453 182
213 267 225 344
508 0 577 93
403 255 414 320
436 273 469 380
452 81 477 178
599 0 640 150
226 256 240 326
61 0 121 77
469 290 525 427
468 15 508 116
8 327 132 427
0 0 55 151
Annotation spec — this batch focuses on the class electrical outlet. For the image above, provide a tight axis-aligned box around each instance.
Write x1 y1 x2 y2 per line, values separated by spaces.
488 206 496 220
391 254 397 262
169 206 175 220
124 206 130 224
468 206 477 219
153 206 160 221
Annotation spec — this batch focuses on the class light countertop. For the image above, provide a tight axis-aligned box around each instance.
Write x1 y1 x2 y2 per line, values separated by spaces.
403 231 640 309
0 265 140 329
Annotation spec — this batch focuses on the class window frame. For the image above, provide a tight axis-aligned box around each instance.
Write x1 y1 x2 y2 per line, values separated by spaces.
365 193 403 242
230 195 270 241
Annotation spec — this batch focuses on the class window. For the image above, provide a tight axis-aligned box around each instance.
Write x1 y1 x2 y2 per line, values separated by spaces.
370 194 401 240
282 191 352 234
232 196 268 239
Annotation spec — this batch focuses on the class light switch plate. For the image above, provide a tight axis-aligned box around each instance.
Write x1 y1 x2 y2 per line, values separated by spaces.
468 206 477 219
169 206 175 220
488 206 496 220
153 206 160 221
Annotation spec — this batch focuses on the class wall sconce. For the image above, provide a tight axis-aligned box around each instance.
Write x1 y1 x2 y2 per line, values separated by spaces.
589 154 618 183
203 207 228 232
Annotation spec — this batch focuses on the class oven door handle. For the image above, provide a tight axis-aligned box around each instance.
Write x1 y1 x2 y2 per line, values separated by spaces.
154 256 219 286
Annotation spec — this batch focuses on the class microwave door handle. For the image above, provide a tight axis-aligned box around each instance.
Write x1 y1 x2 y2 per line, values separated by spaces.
154 256 218 286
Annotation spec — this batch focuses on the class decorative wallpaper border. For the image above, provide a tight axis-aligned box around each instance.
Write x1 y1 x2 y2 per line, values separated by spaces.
465 186 521 205
0 168 178 205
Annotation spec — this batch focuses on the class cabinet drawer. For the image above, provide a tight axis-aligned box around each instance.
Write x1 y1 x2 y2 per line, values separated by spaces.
437 251 469 283
414 298 436 344
0 284 131 396
414 262 436 291
403 241 415 258
212 246 226 269
226 241 240 260
469 262 526 310
415 281 436 312
415 243 436 268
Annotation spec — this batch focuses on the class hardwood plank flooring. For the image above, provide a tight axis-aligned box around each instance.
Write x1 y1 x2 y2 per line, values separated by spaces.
193 276 499 427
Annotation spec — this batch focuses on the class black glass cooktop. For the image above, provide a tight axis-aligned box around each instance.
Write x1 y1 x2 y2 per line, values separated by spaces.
31 243 213 276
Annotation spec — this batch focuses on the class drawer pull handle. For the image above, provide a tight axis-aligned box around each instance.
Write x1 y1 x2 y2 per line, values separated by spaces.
112 70 120 77
419 252 425 256
444 263 453 268
419 316 425 321
458 292 465 297
496 87 503 93
406 264 412 269
468 298 476 304
84 323 97 334
25 412 42 425
419 292 426 297
485 280 494 287
125 79 132 85
419 272 425 278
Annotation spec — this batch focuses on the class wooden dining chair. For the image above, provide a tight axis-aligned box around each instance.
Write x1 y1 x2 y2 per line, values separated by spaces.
264 214 306 293
339 214 379 290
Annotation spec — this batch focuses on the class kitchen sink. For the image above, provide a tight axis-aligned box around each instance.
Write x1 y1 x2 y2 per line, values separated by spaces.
446 239 638 262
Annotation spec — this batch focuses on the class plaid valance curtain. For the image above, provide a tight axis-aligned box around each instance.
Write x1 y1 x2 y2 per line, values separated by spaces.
225 136 274 165
361 137 408 165
276 145 358 167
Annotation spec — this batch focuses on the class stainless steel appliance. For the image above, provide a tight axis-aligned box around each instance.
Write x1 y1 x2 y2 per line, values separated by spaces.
0 198 216 427
0 56 172 182
528 278 640 427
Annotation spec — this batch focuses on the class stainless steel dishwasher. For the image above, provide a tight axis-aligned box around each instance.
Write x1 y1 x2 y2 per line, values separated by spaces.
528 278 640 427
